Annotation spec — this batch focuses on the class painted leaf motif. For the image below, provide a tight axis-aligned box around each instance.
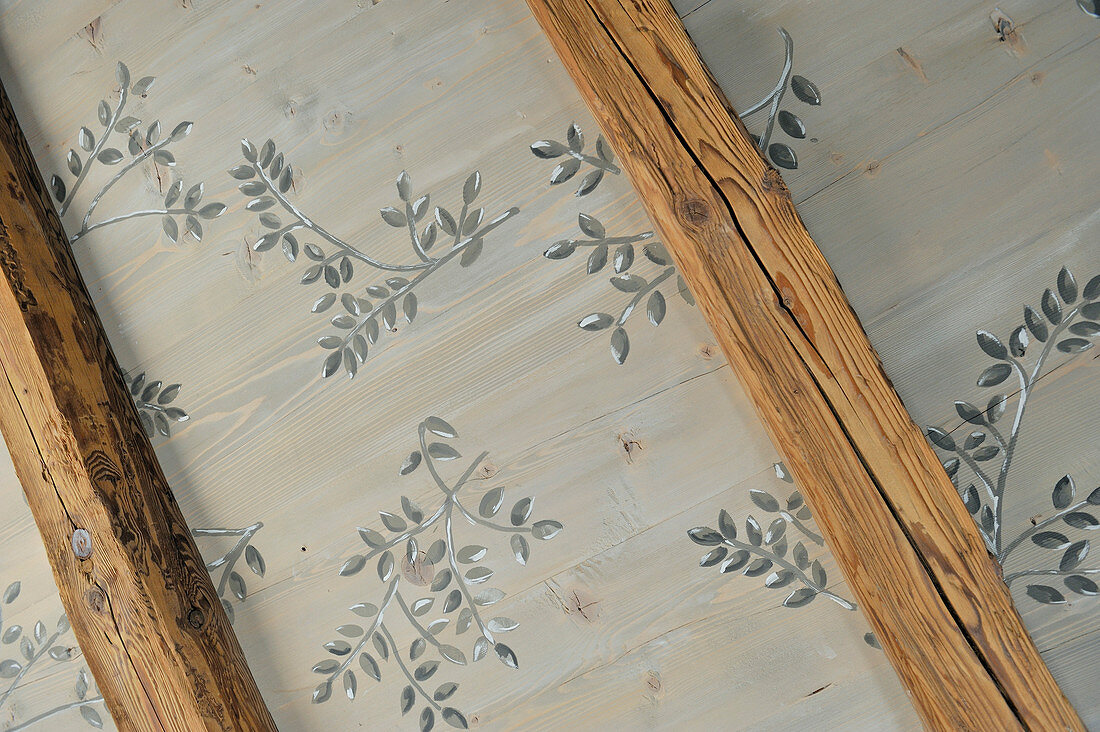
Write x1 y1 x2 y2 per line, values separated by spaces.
976 330 1008 360
700 546 727 566
1052 475 1075 509
784 588 818 607
510 534 529 565
717 509 737 541
428 442 460 460
1026 585 1066 604
610 327 629 364
790 75 821 105
768 143 797 170
749 489 780 512
510 498 533 526
578 213 605 239
1057 266 1077 303
480 487 504 518
926 427 956 451
425 416 457 438
1032 531 1070 549
976 363 1011 387
1060 540 1089 571
647 291 666 327
578 313 614 331
1065 575 1098 595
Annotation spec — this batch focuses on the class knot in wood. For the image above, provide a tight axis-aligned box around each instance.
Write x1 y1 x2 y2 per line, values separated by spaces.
678 197 710 226
85 588 105 613
71 528 92 559
187 607 206 629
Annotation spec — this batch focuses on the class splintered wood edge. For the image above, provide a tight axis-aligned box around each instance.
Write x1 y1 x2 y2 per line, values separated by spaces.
524 0 1083 729
0 78 276 731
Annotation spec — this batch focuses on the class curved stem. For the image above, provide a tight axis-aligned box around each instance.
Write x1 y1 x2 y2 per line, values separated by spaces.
452 498 533 534
80 137 172 230
780 512 823 546
1001 500 1089 563
71 207 189 242
1005 566 1100 586
617 266 675 326
380 623 441 711
6 695 104 731
253 163 431 272
568 150 621 174
751 28 794 153
721 538 855 610
193 522 263 595
404 199 435 263
574 232 653 248
445 506 493 641
395 591 442 649
360 504 449 562
327 576 398 683
59 88 128 217
0 630 62 709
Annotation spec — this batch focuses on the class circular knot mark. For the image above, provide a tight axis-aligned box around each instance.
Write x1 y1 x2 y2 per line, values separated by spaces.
72 529 92 559
678 197 710 226
187 607 205 629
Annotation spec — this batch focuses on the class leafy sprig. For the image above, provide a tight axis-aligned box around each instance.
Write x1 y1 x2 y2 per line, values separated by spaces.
926 266 1100 605
530 122 620 196
311 418 561 729
122 371 188 439
234 146 519 380
689 488 855 610
50 62 224 244
544 213 694 364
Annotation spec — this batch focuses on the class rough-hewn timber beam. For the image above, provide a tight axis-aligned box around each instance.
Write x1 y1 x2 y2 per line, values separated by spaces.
525 1 1083 729
0 80 276 730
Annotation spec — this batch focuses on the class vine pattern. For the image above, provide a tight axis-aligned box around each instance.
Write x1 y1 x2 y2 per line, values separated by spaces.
310 417 562 731
926 266 1100 605
122 371 189 440
48 62 225 245
543 213 694 364
529 122 620 196
740 28 822 171
688 480 856 611
233 145 519 379
0 525 266 729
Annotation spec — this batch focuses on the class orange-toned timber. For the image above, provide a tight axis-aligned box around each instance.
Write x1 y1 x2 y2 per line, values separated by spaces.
524 1 1083 729
0 78 277 731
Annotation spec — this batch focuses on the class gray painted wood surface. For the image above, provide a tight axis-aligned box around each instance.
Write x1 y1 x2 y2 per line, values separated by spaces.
681 0 1100 725
0 0 920 729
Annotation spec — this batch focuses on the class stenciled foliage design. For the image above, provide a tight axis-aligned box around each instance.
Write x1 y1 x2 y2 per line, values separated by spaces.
689 485 856 611
529 122 620 196
741 28 821 171
233 144 519 380
49 62 226 245
0 524 265 729
122 371 189 440
543 213 694 364
926 266 1100 605
311 417 562 730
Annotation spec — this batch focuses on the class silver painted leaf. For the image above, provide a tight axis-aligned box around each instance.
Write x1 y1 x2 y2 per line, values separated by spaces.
647 291 666 327
457 545 487 563
428 442 460 461
532 520 562 540
434 682 458 701
768 143 797 170
790 75 821 105
0 659 19 677
784 588 818 608
550 158 580 184
312 681 332 704
1060 540 1089 571
610 327 629 364
400 451 423 476
531 140 566 158
700 547 727 567
3 582 19 604
378 552 395 582
1026 584 1065 604
1052 475 1075 509
576 169 603 196
510 498 533 526
610 274 645 292
439 644 467 666
578 213 605 239
510 534 529 565
749 489 780 512
359 652 381 680
777 110 806 139
495 642 518 670
717 509 737 541
480 487 504 518
400 685 415 714
81 706 104 728
587 243 608 273
339 555 365 576
1057 266 1077 303
1065 575 1098 595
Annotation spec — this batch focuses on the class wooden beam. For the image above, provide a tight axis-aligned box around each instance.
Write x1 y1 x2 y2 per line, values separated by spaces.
0 81 276 730
525 1 1083 729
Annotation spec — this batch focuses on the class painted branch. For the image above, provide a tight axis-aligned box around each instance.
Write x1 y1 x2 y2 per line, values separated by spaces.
524 1 1083 730
0 80 276 730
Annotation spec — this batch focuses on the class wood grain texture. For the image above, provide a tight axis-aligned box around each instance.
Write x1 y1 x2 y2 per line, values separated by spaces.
0 78 275 731
523 0 1083 729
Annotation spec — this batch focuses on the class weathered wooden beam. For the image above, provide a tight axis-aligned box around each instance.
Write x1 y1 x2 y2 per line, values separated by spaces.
525 1 1083 729
0 80 276 730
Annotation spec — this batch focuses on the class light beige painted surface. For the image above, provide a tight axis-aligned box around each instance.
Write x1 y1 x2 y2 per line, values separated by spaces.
681 0 1100 726
0 0 917 730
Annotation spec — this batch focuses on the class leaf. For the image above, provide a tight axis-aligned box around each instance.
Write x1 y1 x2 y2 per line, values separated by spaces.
587 243 608 274
380 511 407 532
1064 511 1098 529
768 143 797 170
717 509 737 541
687 527 723 546
643 241 670 265
313 659 340 674
610 327 629 364
425 416 457 438
532 520 563 540
962 484 980 514
1065 575 1099 596
79 127 95 151
473 588 505 606
578 213 605 239
457 545 487 563
578 313 614 331
511 498 533 526
228 572 246 601
783 587 818 607
463 171 481 204
1084 274 1100 300
610 274 645 292
1057 338 1093 353
1026 584 1066 604
954 401 985 425
971 445 999 461
1069 321 1100 337
510 534 529 565
162 216 178 242
480 487 504 517
567 122 584 152
381 207 406 227
1023 305 1049 342
576 169 603 197
3 582 19 604
976 363 1011 387
1053 475 1075 509
321 350 342 378
745 516 763 546
777 110 806 139
721 550 750 573
401 685 415 714
427 442 460 461
1042 288 1063 324
543 240 575 260
1057 266 1077 303
1009 326 1029 357
442 707 468 729
1032 531 1070 549
749 489 780 512
67 150 81 176
647 291 666 327
0 659 20 678
531 140 566 158
420 707 435 732
699 546 727 567
550 158 581 184
50 175 66 203
495 642 519 669
926 427 956 451
97 148 123 165
401 496 424 524
976 330 1008 360
1060 540 1089 571
311 681 332 704
465 567 493 584
403 293 417 323
790 75 821 105
81 706 104 728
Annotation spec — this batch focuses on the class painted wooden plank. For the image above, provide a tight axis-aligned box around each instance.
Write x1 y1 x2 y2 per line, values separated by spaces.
523 0 1084 729
0 78 275 730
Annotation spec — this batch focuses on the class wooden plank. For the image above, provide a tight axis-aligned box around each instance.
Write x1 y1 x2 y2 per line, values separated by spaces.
523 0 1083 729
0 78 275 731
